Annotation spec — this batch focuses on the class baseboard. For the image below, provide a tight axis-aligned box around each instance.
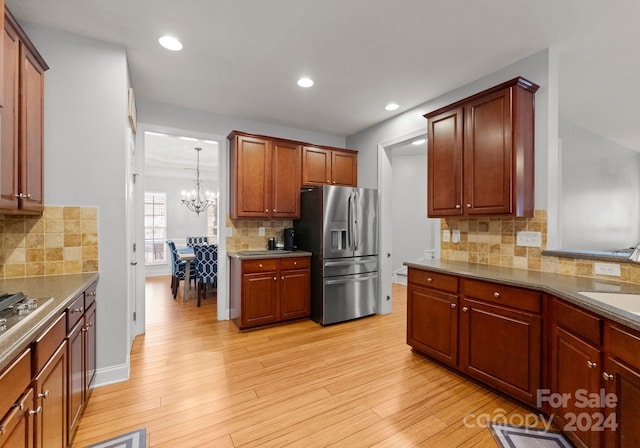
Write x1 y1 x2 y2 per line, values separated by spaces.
91 362 130 388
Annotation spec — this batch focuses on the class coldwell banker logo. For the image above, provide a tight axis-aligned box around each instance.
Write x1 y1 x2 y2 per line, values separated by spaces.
537 389 618 431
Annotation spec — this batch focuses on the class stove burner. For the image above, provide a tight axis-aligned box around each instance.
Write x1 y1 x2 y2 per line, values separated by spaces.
0 293 52 336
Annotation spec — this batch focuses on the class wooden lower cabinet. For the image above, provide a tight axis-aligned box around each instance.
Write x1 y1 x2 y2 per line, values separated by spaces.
0 388 35 448
230 256 310 330
603 323 640 448
407 283 458 366
460 297 541 405
34 342 67 448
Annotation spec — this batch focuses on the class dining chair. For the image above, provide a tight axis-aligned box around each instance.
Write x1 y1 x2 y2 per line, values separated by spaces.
166 240 196 299
193 244 218 307
186 236 208 247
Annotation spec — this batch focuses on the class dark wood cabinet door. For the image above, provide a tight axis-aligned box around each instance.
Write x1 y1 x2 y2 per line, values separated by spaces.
407 284 458 367
67 319 84 438
272 141 300 218
85 302 97 394
280 268 310 321
550 325 602 448
331 150 357 186
0 18 19 211
301 146 331 186
232 135 271 218
0 388 34 448
241 272 279 328
19 46 45 212
34 342 67 448
427 107 463 216
463 88 512 215
603 357 640 448
460 297 541 405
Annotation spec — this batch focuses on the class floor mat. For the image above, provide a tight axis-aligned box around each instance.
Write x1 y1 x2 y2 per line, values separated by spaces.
84 428 146 448
487 422 574 448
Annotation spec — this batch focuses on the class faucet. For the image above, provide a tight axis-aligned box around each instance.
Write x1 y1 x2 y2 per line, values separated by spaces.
630 243 640 262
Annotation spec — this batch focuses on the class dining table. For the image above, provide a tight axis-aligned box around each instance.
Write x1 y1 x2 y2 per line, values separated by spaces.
176 247 195 301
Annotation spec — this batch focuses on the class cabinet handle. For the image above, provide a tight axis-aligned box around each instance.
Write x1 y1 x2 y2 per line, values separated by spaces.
426 277 433 282
455 204 461 209
466 204 471 208
493 292 500 298
587 360 597 369
38 390 50 399
73 307 84 313
29 407 42 416
450 303 457 309
87 291 97 297
462 306 469 312
82 326 88 332
602 371 614 381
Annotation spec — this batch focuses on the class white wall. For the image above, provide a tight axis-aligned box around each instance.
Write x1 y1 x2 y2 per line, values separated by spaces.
21 23 130 383
390 152 432 272
559 120 640 250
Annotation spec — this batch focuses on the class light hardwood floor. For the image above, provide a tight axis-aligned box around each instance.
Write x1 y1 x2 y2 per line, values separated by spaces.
71 277 542 447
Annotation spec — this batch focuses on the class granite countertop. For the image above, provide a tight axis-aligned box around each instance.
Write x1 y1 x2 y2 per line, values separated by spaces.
228 250 312 260
404 259 640 332
0 272 100 372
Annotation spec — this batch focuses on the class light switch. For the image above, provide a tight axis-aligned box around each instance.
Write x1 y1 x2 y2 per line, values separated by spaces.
452 230 461 244
442 230 451 242
258 227 265 236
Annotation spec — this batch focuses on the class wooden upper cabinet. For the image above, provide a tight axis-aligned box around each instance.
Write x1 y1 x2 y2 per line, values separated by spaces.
301 146 357 187
0 0 4 108
424 77 538 218
0 8 48 215
228 131 301 219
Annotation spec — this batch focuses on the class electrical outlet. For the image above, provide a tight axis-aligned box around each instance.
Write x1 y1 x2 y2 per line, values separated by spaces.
442 230 450 242
516 231 542 247
258 227 265 236
594 262 621 277
226 227 233 237
452 229 461 244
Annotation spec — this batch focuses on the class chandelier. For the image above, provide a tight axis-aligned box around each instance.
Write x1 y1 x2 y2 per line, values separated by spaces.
181 147 215 215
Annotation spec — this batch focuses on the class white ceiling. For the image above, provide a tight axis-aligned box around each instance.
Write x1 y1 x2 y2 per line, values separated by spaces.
6 0 640 151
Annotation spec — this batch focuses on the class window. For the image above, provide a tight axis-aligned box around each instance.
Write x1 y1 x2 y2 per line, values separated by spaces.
207 193 219 244
145 191 167 264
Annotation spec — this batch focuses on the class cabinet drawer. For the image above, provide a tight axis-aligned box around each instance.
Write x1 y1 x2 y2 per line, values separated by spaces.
461 278 541 313
66 292 85 332
551 297 602 347
242 259 278 274
85 282 97 308
0 349 31 418
408 268 458 293
280 257 309 270
607 323 640 372
32 313 66 374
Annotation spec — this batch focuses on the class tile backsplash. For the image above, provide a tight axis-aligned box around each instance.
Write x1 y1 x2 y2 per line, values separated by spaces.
441 209 640 284
0 206 99 279
226 215 293 252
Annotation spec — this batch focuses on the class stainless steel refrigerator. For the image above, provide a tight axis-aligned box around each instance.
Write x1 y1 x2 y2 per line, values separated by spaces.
294 186 378 325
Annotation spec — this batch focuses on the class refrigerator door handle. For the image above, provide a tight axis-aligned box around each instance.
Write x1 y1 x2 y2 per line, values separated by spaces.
325 273 378 285
347 192 353 249
353 190 359 251
324 259 376 267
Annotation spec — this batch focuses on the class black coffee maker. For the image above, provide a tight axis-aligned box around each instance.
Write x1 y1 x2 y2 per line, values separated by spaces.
283 228 295 250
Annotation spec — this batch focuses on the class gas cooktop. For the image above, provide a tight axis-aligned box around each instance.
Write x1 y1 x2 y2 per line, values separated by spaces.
0 292 53 336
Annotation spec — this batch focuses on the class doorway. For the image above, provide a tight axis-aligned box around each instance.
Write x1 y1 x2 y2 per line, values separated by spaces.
377 130 440 314
132 124 228 339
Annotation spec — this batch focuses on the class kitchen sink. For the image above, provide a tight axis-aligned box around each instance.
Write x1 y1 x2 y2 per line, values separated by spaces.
577 291 640 316
239 250 292 256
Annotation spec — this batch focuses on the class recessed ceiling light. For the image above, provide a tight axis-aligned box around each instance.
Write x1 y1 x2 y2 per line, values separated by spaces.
203 140 219 145
385 103 399 111
146 131 167 137
159 35 183 51
412 139 426 145
297 77 314 88
178 136 198 142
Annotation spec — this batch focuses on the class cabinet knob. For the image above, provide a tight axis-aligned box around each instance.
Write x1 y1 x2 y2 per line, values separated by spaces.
332 181 336 184
273 277 277 281
38 390 50 399
87 291 97 297
602 371 614 381
327 179 330 183
455 204 461 209
493 292 500 298
259 264 263 268
462 306 469 312
587 360 598 369
273 209 276 212
281 276 284 280
466 203 471 208
450 303 457 309
427 277 433 282
29 406 42 416
293 261 297 265
73 307 84 313
265 209 268 213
